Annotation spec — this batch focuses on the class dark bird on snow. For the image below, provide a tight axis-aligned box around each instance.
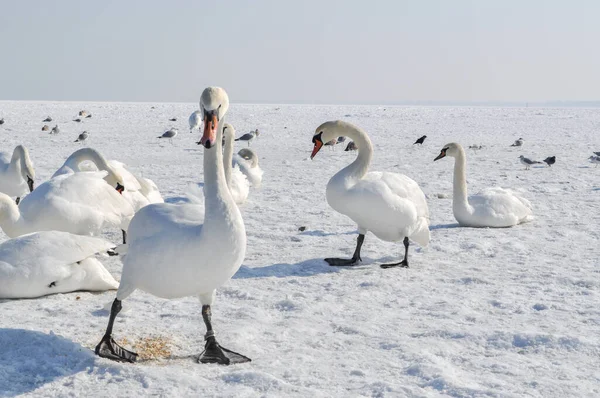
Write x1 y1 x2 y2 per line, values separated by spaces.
73 118 82 123
75 131 89 143
413 135 427 145
345 141 357 151
0 118 4 125
169 117 177 122
43 116 52 122
594 151 600 157
41 125 50 131
543 156 556 167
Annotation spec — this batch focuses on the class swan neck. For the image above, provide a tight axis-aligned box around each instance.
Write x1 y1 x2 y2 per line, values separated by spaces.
452 149 469 209
65 148 120 183
0 196 23 237
335 124 372 183
203 119 238 223
223 131 234 187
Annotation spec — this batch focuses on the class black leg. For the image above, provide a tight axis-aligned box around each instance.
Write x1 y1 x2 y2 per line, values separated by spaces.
15 197 20 205
122 230 127 244
381 237 410 269
198 305 251 365
95 299 138 362
325 234 364 266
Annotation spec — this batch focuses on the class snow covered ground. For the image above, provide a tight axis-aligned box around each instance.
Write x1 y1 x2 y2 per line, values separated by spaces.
0 101 598 397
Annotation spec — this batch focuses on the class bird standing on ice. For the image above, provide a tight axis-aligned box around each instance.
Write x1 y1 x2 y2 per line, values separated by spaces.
235 129 259 146
413 135 427 145
519 155 542 170
511 138 524 147
543 156 556 167
310 120 430 268
589 155 600 167
95 87 250 365
75 131 89 143
158 128 178 144
189 110 202 133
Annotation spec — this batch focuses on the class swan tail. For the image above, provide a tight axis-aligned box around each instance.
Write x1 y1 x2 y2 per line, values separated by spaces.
410 217 430 247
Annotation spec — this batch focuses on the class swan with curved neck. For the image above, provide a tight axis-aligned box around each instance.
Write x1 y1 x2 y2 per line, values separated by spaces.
0 171 133 239
96 87 250 365
234 148 263 186
434 142 533 227
222 123 249 204
53 147 164 242
0 145 36 203
311 120 430 268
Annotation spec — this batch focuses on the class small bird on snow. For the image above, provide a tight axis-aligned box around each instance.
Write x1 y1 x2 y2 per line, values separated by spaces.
235 129 259 146
345 141 357 151
511 138 524 147
519 155 542 170
51 125 60 134
75 131 89 143
413 135 427 145
158 128 178 143
543 156 556 167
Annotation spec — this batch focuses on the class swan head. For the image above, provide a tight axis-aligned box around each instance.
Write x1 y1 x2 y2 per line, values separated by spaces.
199 87 229 149
434 142 463 161
311 121 345 159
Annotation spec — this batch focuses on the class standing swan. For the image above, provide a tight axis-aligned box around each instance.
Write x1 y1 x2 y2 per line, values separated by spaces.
434 143 533 227
0 145 36 204
95 87 250 365
310 121 430 268
222 123 250 204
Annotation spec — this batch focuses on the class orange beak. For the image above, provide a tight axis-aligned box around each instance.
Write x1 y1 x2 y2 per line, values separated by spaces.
200 114 218 148
310 140 323 160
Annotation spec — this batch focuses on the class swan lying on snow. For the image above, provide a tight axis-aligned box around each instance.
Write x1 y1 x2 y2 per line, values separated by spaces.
0 231 118 299
434 142 533 227
53 148 163 242
222 123 250 204
0 145 35 204
0 171 133 238
189 110 202 133
234 148 263 187
95 87 250 365
310 120 430 269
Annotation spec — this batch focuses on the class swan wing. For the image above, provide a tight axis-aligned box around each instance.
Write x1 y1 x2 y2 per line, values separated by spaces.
469 187 533 225
229 165 250 204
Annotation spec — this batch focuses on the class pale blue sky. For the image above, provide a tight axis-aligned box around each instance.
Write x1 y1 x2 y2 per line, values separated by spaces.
0 0 598 103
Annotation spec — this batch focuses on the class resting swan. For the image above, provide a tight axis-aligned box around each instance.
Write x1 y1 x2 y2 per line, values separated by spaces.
0 145 35 204
434 142 533 227
222 123 250 204
53 148 164 212
0 231 118 299
0 172 133 238
310 121 430 268
95 87 250 365
233 148 263 187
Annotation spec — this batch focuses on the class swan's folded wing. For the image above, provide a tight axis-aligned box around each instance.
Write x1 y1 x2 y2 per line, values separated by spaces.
126 203 205 245
470 188 533 222
108 160 143 192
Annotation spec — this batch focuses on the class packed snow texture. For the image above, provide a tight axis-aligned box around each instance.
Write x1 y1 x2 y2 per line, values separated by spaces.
0 102 599 397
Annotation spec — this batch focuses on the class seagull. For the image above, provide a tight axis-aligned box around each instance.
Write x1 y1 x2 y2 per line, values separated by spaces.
51 125 60 135
43 116 52 122
41 125 50 131
594 152 600 157
589 156 600 167
75 131 89 143
344 141 357 151
337 136 346 144
158 128 178 144
73 118 82 123
468 144 483 150
511 138 524 147
79 110 89 117
86 114 92 118
413 135 427 145
543 156 556 167
189 110 202 133
235 129 259 147
519 155 542 170
169 117 177 122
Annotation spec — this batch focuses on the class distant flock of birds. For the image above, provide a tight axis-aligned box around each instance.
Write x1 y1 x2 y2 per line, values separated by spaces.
0 88 596 366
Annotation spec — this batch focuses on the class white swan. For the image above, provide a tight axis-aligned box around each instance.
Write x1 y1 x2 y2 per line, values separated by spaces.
310 121 430 268
0 145 36 203
189 110 202 133
234 148 263 187
53 148 164 213
222 123 249 204
434 142 533 227
95 87 250 365
0 172 133 238
0 231 118 299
